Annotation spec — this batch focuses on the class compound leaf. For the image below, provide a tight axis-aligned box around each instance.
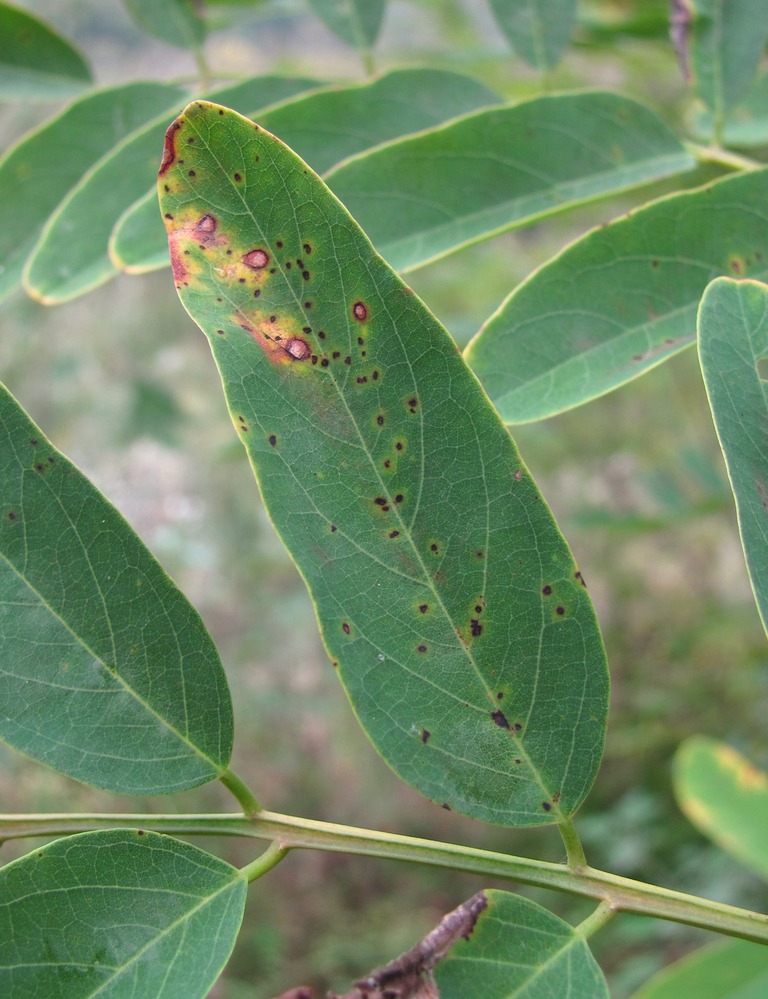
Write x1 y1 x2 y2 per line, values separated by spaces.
325 91 695 272
0 383 232 794
306 0 385 49
159 101 609 827
466 170 768 424
697 277 768 634
0 829 246 999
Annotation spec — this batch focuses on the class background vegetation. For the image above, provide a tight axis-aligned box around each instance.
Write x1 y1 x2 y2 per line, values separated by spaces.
2 1 767 996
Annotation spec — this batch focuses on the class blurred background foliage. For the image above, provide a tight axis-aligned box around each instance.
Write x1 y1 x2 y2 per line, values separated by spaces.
1 1 767 996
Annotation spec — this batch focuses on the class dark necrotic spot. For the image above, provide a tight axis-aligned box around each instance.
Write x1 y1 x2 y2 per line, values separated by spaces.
542 801 552 812
30 439 38 446
514 722 522 731
497 691 504 700
302 326 312 334
285 261 292 269
332 351 340 359
417 644 427 653
470 619 482 637
234 172 242 182
303 242 312 254
421 729 430 743
268 435 277 446
318 330 326 339
8 511 16 521
542 584 552 595
243 248 269 269
254 289 261 298
321 358 330 368
188 169 196 177
395 441 404 451
305 301 313 309
407 397 418 412
353 301 367 321
342 622 350 635
475 604 483 614
430 542 439 553
302 270 310 281
331 524 337 532
491 710 509 729
419 604 428 614
389 530 400 538
556 606 565 616
376 414 385 426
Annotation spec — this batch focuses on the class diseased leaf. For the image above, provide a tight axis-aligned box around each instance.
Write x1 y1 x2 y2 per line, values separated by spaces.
0 81 184 304
674 735 768 881
0 830 246 999
631 938 768 999
435 890 608 998
325 91 695 272
697 278 768 632
689 0 768 127
0 383 232 794
306 0 385 49
122 0 206 49
111 68 501 275
488 0 578 70
0 1 91 100
159 101 609 827
466 169 768 424
23 75 319 304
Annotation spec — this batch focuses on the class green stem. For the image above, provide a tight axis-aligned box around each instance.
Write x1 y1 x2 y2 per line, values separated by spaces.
3 809 768 944
240 840 288 883
575 900 616 939
686 141 763 172
218 768 261 815
193 43 212 92
362 47 376 76
557 816 587 868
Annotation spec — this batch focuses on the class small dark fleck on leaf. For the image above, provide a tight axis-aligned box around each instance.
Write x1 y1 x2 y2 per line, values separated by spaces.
475 551 484 559
276 240 284 248
542 584 552 595
342 622 351 635
389 530 400 538
8 511 16 521
514 722 522 731
491 709 509 729
331 524 337 532
254 289 261 298
234 172 242 181
30 439 38 446
417 644 427 653
321 358 330 368
395 441 404 451
302 326 312 335
374 497 387 506
556 606 565 616
188 169 196 177
470 619 482 637
497 691 504 700
305 301 313 309
442 803 451 810
303 242 312 254
421 729 430 743
475 604 483 614
419 604 428 614
268 434 277 446
376 414 385 426
318 330 326 339
353 301 368 321
542 801 552 812
302 270 310 281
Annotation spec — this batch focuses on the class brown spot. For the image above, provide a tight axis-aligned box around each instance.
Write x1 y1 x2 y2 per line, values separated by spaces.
470 619 482 637
575 570 587 587
8 511 16 521
243 248 269 270
389 530 400 538
234 172 242 182
419 604 429 614
497 691 504 699
353 301 367 321
268 435 277 446
542 584 552 595
542 801 552 812
342 622 350 635
159 119 181 175
417 644 427 653
285 337 311 360
552 791 561 803
421 729 430 743
491 710 509 729
556 605 565 616
303 242 312 254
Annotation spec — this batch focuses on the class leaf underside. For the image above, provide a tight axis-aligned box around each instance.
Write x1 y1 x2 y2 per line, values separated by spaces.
159 101 609 827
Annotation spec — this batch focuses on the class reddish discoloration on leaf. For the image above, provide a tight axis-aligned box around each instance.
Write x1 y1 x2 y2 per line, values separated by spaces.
159 119 181 176
243 248 270 270
353 301 368 321
165 211 227 288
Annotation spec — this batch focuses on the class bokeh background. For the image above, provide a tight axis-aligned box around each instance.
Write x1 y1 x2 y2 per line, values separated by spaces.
2 1 767 995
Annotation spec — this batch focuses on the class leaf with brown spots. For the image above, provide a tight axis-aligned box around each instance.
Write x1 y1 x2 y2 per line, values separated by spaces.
159 101 608 826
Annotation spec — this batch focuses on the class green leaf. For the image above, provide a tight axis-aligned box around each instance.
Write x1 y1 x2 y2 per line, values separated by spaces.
324 91 695 273
466 169 768 424
23 75 319 304
631 938 768 999
0 383 232 794
0 829 246 999
306 0 385 49
674 735 768 881
691 74 768 149
488 0 578 70
111 68 501 274
0 1 91 100
436 890 608 998
158 101 609 827
122 0 206 49
0 81 184 305
689 0 768 128
698 277 768 632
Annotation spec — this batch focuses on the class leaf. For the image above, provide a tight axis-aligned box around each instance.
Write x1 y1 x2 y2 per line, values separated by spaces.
111 68 502 274
0 1 91 100
0 383 232 794
697 277 768 632
122 0 206 49
23 75 319 304
324 90 695 273
488 0 578 70
435 890 608 998
306 0 385 49
674 736 768 882
689 0 768 127
0 81 185 305
466 169 768 424
631 938 768 999
159 101 609 827
0 829 246 999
